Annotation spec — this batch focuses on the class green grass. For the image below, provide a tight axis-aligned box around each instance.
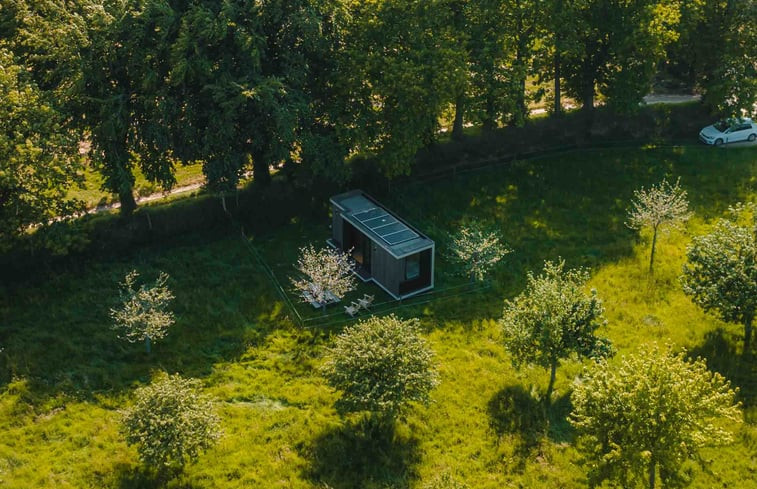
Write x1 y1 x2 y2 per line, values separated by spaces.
2 145 756 488
68 161 206 209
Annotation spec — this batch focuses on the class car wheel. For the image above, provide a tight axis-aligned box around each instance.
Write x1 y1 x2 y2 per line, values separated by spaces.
714 138 723 146
749 133 756 142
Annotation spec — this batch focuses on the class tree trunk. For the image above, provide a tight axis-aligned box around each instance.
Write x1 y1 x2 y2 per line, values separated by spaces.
744 315 753 354
253 156 271 186
553 51 562 116
119 186 137 216
145 336 151 354
648 460 656 489
649 225 658 275
582 80 594 115
483 94 496 133
452 94 465 141
546 359 558 406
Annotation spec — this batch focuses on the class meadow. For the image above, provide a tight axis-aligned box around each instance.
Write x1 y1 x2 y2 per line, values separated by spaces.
1 144 756 488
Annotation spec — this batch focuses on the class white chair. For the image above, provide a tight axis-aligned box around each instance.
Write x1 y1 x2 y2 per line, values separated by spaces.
344 303 360 317
357 294 375 309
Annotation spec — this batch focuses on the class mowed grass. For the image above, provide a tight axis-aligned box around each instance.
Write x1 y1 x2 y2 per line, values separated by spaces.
1 145 756 488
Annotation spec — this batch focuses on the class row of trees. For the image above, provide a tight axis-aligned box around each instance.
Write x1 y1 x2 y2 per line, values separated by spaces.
2 0 756 248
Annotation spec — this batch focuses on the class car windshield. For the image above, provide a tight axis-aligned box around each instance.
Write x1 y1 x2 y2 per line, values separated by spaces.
713 120 730 132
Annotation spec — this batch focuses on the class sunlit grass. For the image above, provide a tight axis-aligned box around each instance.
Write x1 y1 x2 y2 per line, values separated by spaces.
1 145 756 488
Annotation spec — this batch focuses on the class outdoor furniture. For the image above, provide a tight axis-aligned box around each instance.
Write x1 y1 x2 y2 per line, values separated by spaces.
302 289 340 309
344 303 360 317
357 294 375 310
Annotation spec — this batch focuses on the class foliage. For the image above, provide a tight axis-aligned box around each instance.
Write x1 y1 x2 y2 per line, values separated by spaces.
562 0 682 112
681 203 757 352
111 269 175 353
448 222 512 281
291 244 357 306
501 259 613 404
671 0 757 117
627 178 692 274
0 48 82 249
122 373 221 471
321 314 439 420
335 0 466 177
571 344 741 489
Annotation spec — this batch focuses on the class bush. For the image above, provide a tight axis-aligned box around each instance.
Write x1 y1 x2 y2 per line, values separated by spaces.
121 373 221 472
321 314 439 421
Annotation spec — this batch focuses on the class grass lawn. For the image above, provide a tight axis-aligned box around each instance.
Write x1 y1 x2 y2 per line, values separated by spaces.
1 145 756 488
68 161 206 209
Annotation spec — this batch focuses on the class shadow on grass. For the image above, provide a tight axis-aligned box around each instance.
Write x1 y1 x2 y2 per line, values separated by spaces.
487 384 575 468
689 328 757 412
305 417 420 489
0 232 289 399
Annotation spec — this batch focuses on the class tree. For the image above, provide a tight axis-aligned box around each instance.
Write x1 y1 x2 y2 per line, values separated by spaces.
681 203 756 353
335 0 466 177
78 0 176 215
0 48 83 250
448 222 512 282
501 259 613 406
321 314 439 421
122 373 221 473
291 245 357 307
626 178 691 275
561 0 682 114
668 0 757 117
111 270 175 353
571 344 741 489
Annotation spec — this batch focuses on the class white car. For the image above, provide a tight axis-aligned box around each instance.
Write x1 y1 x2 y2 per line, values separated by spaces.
699 118 757 146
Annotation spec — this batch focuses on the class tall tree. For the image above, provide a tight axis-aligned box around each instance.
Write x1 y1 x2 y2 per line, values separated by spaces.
562 0 682 114
78 0 176 214
501 259 613 406
465 0 511 131
681 203 757 353
335 0 466 177
571 344 741 489
668 0 757 117
0 48 82 249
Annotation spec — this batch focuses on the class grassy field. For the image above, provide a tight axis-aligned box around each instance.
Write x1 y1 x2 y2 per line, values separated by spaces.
68 161 206 209
1 145 756 488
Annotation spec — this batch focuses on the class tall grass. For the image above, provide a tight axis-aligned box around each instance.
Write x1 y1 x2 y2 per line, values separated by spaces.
1 145 755 488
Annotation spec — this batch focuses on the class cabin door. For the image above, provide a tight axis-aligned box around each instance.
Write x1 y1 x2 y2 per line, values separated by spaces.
345 222 372 273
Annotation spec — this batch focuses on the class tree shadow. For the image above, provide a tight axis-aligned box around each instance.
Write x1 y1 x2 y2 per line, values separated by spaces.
689 328 756 412
487 385 575 469
0 231 288 400
112 463 209 489
305 417 420 489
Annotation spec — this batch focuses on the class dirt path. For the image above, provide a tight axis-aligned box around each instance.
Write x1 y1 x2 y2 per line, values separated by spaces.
90 181 205 214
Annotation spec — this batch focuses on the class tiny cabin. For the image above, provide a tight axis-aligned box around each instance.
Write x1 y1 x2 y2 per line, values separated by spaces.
329 190 435 300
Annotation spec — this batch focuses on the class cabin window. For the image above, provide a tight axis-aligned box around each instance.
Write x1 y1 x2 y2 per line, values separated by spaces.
405 254 420 280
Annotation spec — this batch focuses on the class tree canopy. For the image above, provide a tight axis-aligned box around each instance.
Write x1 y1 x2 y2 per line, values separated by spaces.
122 373 221 471
321 314 439 420
681 203 756 353
0 48 82 249
571 344 741 489
501 259 613 405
